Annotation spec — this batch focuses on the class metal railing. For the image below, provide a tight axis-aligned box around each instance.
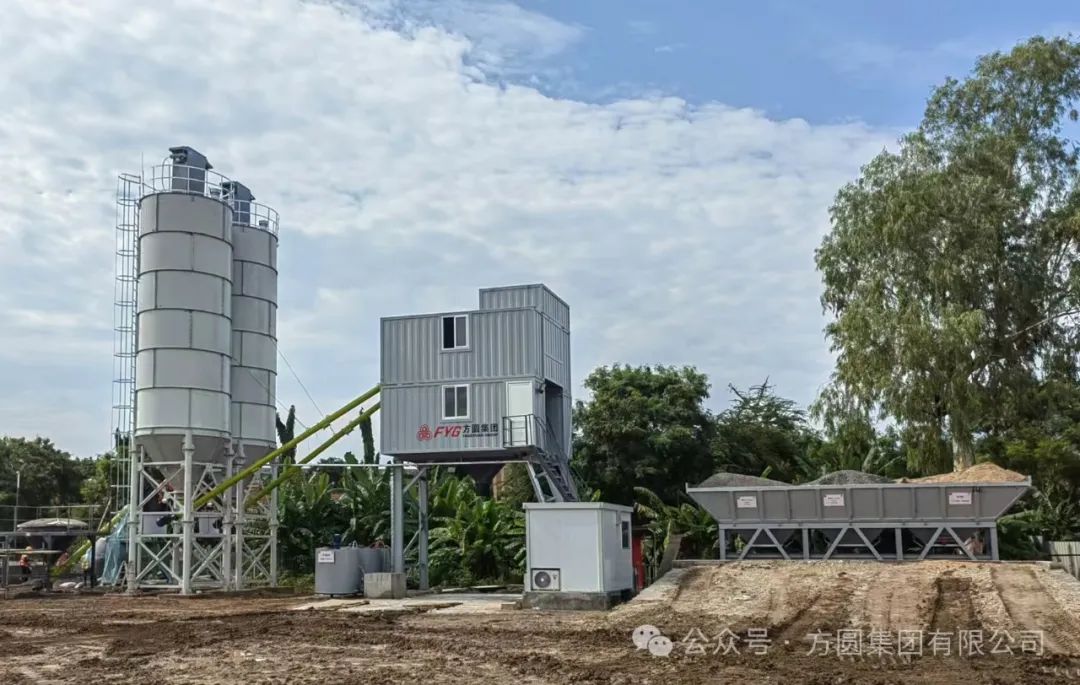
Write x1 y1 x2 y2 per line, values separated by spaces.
0 504 108 536
502 414 541 449
139 162 280 236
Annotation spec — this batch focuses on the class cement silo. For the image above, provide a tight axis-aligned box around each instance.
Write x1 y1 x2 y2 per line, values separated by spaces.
224 180 279 466
134 146 234 468
125 146 281 594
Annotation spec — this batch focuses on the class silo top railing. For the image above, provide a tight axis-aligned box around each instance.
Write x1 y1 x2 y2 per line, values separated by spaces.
141 162 279 236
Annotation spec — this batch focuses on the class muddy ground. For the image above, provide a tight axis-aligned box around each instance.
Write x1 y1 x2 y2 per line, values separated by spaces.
2 561 1080 684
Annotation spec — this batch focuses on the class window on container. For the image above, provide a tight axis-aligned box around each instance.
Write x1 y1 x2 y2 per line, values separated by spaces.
441 314 468 350
443 384 469 419
621 520 631 549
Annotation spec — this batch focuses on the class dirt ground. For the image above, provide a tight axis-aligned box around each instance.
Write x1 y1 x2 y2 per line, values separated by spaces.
2 561 1080 684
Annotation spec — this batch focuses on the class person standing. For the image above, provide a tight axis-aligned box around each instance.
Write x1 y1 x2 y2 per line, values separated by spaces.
19 546 31 582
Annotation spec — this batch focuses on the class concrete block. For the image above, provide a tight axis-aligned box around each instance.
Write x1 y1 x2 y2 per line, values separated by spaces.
521 590 628 610
364 572 406 599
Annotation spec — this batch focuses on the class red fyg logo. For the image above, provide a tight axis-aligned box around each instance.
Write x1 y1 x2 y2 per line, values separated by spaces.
433 425 463 438
417 424 432 441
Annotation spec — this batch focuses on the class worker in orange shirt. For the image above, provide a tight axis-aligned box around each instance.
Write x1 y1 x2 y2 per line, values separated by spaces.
19 546 32 581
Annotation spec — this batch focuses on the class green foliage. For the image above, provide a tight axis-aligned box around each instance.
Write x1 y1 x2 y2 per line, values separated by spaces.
816 36 1080 473
713 381 820 483
573 364 716 505
277 471 342 573
428 484 525 586
0 437 93 527
634 486 716 577
275 406 298 464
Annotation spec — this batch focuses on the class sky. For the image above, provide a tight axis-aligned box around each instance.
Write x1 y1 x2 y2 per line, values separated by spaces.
1 0 1076 459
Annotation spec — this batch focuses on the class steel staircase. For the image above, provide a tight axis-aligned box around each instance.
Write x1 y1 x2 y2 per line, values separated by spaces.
501 414 579 502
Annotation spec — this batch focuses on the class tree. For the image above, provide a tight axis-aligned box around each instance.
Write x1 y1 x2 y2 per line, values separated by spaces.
0 437 89 526
572 365 715 505
713 381 820 483
275 406 298 464
816 37 1080 472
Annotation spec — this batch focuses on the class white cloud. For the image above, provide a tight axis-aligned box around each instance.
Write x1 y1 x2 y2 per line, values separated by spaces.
0 0 893 456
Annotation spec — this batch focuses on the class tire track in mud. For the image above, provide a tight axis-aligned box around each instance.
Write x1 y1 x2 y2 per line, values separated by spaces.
992 565 1080 655
925 573 980 637
774 576 855 651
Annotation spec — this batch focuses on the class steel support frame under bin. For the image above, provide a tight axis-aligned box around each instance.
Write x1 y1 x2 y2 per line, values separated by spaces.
718 522 1000 562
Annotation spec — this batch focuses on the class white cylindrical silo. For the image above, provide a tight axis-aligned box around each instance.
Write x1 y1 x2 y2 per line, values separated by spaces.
225 181 279 466
134 154 234 467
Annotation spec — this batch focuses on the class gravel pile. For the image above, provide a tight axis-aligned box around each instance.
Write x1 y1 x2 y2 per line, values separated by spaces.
696 472 786 488
808 470 892 485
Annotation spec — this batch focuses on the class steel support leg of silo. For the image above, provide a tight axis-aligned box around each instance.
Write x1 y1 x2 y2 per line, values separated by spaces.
180 432 195 595
270 463 280 587
391 464 405 574
418 471 429 590
234 475 246 590
895 527 904 561
802 529 810 560
989 525 999 561
222 456 234 591
718 528 726 561
126 446 143 593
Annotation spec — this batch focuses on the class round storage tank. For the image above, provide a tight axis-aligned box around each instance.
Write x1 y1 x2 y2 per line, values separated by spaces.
229 203 279 466
135 191 234 466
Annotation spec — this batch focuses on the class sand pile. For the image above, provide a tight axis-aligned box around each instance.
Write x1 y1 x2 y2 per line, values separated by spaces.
907 462 1027 484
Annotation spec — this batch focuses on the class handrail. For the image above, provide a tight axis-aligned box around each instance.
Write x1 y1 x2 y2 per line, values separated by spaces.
192 384 381 509
244 402 381 508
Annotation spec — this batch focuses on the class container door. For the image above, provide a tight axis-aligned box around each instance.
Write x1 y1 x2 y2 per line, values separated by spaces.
506 381 532 446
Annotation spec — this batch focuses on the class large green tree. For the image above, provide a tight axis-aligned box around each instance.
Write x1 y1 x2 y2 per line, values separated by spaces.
816 36 1080 472
712 381 820 483
0 437 90 527
572 364 715 505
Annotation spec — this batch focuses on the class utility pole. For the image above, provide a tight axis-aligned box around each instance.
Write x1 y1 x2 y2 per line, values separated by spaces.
14 470 20 530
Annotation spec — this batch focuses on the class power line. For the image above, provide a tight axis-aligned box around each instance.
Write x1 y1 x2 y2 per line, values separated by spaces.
277 347 330 429
242 367 309 431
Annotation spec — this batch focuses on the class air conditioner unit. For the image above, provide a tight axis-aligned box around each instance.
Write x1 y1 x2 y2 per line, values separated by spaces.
531 568 561 591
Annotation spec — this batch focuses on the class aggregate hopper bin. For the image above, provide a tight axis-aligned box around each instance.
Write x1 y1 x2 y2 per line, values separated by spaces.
686 479 1030 561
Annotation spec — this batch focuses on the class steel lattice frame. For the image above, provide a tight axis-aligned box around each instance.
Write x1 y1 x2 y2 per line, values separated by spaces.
717 522 1000 562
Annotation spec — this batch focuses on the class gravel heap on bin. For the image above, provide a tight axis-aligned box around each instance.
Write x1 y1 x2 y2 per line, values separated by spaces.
696 472 786 488
807 470 892 485
907 462 1027 484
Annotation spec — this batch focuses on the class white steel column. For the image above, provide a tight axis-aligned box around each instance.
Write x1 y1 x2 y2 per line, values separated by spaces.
391 463 404 574
269 462 280 587
180 432 195 595
126 446 142 594
234 476 245 590
221 452 234 591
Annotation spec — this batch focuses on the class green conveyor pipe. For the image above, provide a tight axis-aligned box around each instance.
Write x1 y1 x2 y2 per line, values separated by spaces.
53 505 128 575
193 384 381 509
245 402 380 508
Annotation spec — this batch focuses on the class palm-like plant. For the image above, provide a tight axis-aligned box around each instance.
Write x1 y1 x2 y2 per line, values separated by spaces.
634 486 717 578
337 463 393 545
428 485 525 586
278 471 343 572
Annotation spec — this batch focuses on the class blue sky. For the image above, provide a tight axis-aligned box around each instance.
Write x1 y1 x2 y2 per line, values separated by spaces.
1 0 1076 458
510 0 1079 124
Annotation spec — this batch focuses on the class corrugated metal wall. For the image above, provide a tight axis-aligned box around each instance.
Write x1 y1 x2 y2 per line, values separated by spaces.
381 308 541 384
382 380 539 454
